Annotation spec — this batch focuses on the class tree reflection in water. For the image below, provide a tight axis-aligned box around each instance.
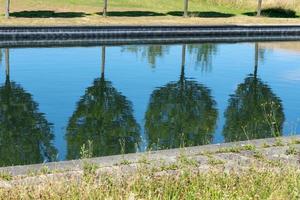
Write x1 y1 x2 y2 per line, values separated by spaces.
121 45 169 68
223 43 285 142
0 49 57 167
187 44 217 72
66 47 140 159
145 45 218 150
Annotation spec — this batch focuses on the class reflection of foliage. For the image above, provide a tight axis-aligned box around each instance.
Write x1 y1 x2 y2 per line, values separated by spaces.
255 43 267 66
122 45 169 68
0 80 57 167
187 44 217 72
66 77 140 159
0 49 3 63
223 75 284 142
257 47 266 63
145 75 218 150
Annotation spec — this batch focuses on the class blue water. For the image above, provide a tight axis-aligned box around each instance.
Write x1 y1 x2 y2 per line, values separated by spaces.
0 42 300 166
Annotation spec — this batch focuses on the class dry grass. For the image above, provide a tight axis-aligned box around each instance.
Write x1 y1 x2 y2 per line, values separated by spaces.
1 164 300 199
1 137 300 199
0 15 299 26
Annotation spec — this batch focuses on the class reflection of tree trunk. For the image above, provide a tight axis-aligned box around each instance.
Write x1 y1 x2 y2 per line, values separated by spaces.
5 49 9 82
103 0 108 17
183 0 188 17
254 43 259 79
180 45 186 83
101 46 106 78
180 44 186 94
257 0 262 16
254 43 259 104
5 0 10 19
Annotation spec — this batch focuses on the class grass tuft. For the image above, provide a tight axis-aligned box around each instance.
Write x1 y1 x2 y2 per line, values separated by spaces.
274 138 285 147
2 167 300 199
216 144 256 154
177 154 199 167
0 171 12 181
286 145 298 155
208 158 225 165
290 139 300 145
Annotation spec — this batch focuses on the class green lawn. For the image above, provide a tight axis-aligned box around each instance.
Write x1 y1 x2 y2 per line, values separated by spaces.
1 0 299 17
0 0 298 26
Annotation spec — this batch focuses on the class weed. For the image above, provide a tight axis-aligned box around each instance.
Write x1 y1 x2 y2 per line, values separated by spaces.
208 158 225 165
82 161 98 182
262 143 271 148
80 140 93 159
262 101 282 138
177 154 199 167
216 144 256 154
274 138 284 147
138 155 150 165
39 166 51 175
290 139 300 145
253 150 264 159
160 163 180 171
198 150 213 156
118 159 133 165
286 145 298 155
243 144 256 151
0 171 12 181
79 140 98 182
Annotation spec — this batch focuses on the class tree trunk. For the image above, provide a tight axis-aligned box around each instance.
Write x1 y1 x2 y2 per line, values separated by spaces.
257 0 262 16
5 0 10 19
183 0 188 17
103 0 108 17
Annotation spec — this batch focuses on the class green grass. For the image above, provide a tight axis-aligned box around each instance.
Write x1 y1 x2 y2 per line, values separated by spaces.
0 171 12 181
1 0 299 17
207 157 225 165
286 145 298 155
216 144 256 153
0 0 299 26
1 165 300 199
1 139 300 199
274 138 285 147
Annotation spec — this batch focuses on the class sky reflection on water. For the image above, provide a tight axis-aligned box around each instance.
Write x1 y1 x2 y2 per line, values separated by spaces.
0 41 300 166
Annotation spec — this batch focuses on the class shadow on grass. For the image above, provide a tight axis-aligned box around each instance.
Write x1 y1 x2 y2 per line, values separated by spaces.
10 10 88 18
167 11 235 17
97 11 166 17
244 8 298 18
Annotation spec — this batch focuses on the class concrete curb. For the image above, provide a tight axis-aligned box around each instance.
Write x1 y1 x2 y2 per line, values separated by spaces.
0 25 299 47
1 135 300 176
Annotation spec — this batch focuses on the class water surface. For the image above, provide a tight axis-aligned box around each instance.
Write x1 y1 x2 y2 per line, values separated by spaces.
0 41 300 167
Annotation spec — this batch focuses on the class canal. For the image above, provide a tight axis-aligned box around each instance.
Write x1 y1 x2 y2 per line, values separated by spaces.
0 41 300 166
